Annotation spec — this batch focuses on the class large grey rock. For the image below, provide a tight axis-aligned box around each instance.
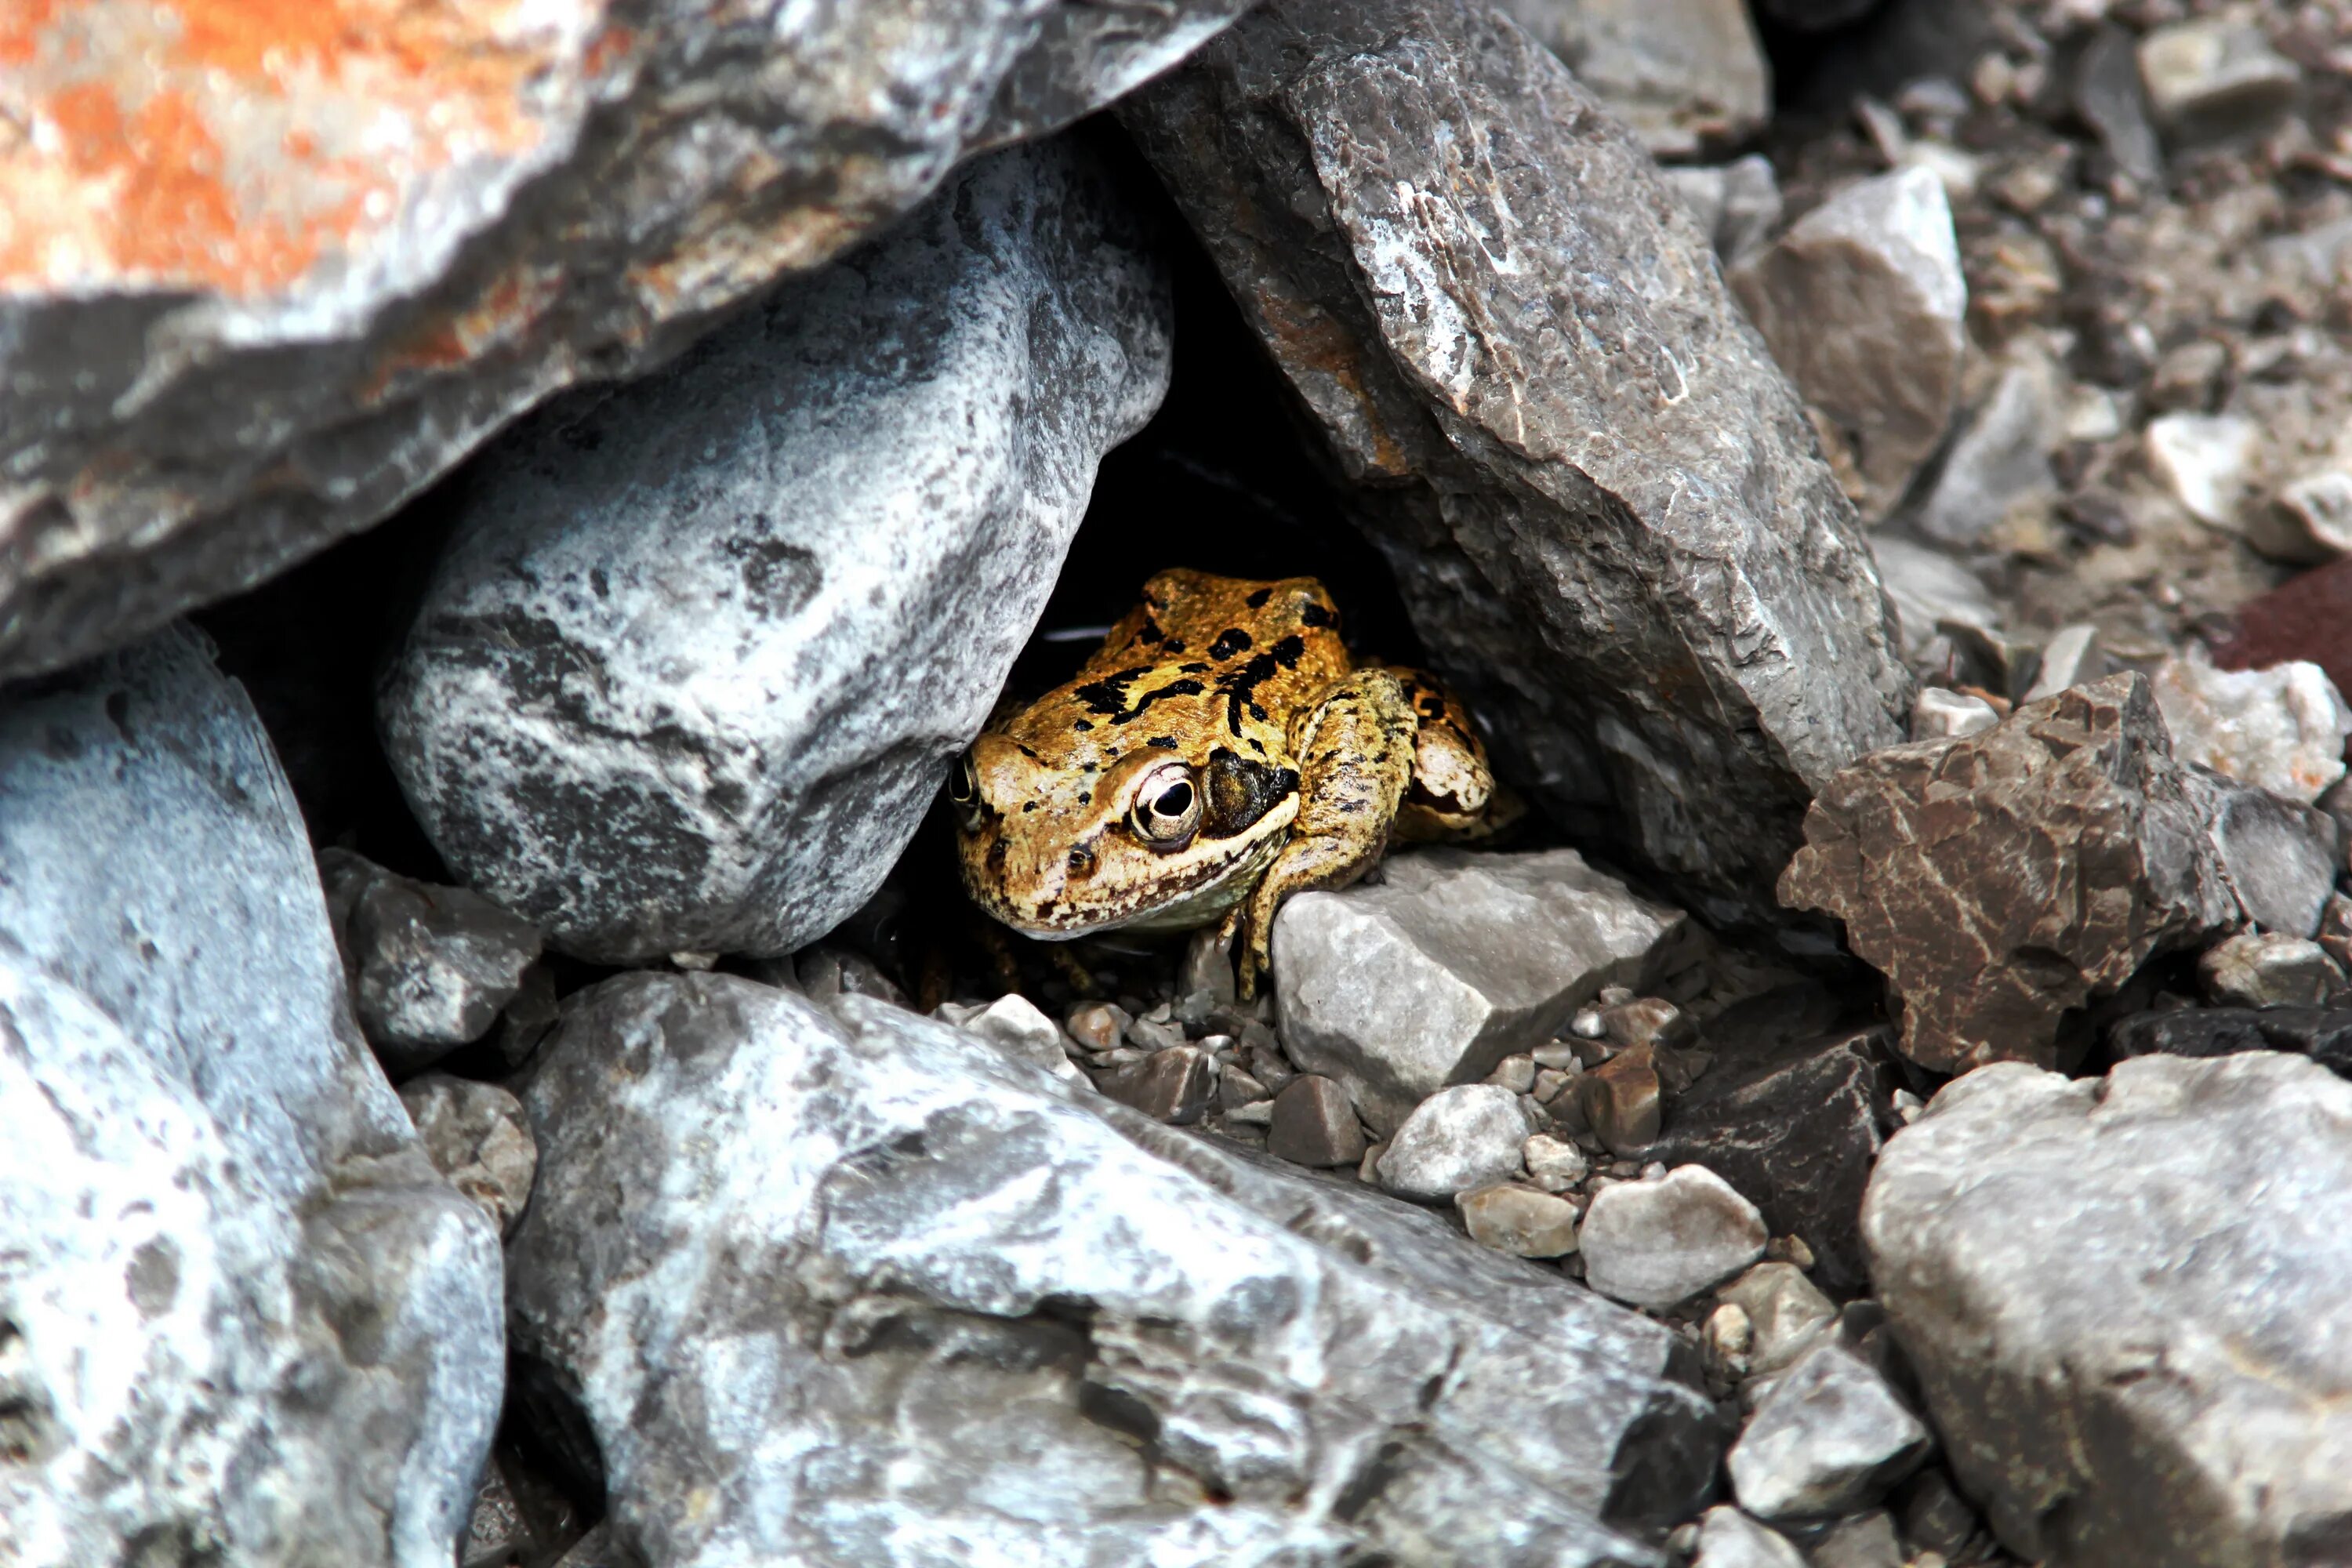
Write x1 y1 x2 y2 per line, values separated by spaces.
1272 848 1691 1133
0 627 503 1566
382 141 1171 962
1864 1052 2352 1567
1122 0 1912 931
0 0 1248 683
506 974 1722 1566
1726 1344 1930 1522
1494 0 1771 160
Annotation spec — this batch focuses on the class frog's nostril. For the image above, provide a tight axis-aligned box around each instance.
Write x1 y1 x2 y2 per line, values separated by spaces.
1066 844 1094 877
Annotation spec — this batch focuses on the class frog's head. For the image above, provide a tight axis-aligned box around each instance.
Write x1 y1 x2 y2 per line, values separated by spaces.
950 733 1298 938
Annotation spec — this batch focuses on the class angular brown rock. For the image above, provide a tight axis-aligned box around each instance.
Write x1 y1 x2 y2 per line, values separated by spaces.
1578 1043 1664 1157
1098 1045 1216 1124
1265 1074 1368 1167
1779 674 2241 1074
1122 0 1911 927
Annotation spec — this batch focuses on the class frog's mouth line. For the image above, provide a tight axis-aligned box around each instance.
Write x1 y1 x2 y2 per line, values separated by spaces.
967 798 1297 940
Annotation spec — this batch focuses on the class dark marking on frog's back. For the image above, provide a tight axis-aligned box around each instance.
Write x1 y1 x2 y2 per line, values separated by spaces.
1300 601 1338 630
1208 628 1253 661
1245 587 1272 608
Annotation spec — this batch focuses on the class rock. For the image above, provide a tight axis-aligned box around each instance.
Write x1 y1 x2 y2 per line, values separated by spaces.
1716 1263 1838 1378
1578 1043 1664 1158
0 2 1250 684
1911 688 1999 741
2198 931 2347 1008
1599 996 1696 1051
1098 1045 1218 1126
1752 0 1878 30
2018 623 2104 704
1377 1085 1537 1202
1457 1185 1581 1258
1123 0 1912 931
508 974 1724 1563
398 1073 540 1237
1265 1075 1370 1168
2145 413 2258 528
1868 538 2003 666
2150 654 2352 806
380 140 1171 963
1579 1166 1768 1309
1898 1468 1984 1559
2108 1004 2352 1079
0 626 501 1565
2249 470 2352 564
2138 20 2301 146
1779 675 2241 1075
1690 1505 1808 1568
1664 156 1785 267
2325 892 2352 972
796 946 909 1011
1524 1134 1592 1192
1727 1345 1931 1523
1863 1052 2352 1566
1065 1001 1131 1054
1272 848 1690 1133
2202 782 2343 937
2073 25 2164 185
943 993 1088 1087
1808 1510 1904 1568
1486 1053 1539 1093
1219 1068 1272 1114
1912 353 2063 548
2211 557 2352 700
317 848 543 1077
1730 168 1966 521
1494 0 1770 160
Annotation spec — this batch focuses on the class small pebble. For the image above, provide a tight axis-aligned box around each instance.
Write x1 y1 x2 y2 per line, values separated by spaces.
1523 1133 1590 1191
1377 1084 1535 1201
1266 1075 1369 1169
1531 1041 1584 1070
1580 1165 1768 1308
1456 1184 1581 1258
1065 1001 1130 1054
1532 1066 1572 1103
1486 1054 1537 1093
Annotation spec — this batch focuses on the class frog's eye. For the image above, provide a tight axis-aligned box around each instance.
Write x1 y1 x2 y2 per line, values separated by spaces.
1129 762 1202 850
947 753 983 829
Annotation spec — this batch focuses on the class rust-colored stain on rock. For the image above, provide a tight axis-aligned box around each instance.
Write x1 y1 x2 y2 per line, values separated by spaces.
2211 555 2352 699
0 0 572 297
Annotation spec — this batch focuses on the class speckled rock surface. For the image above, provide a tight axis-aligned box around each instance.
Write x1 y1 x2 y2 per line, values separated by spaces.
1122 0 1911 931
507 974 1722 1567
0 0 1247 683
2150 654 2352 805
0 627 502 1566
381 140 1171 962
1494 0 1771 160
1864 1052 2352 1568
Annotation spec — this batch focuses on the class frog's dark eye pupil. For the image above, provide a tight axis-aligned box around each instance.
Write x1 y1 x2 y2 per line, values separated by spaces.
1129 765 1203 849
1151 782 1194 818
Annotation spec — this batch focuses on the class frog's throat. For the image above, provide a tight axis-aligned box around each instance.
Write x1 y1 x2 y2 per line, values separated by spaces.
985 817 1292 942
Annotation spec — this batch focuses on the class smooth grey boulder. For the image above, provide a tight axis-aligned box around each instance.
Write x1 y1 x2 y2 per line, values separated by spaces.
1726 1344 1930 1521
0 0 1249 684
1864 1052 2352 1567
1377 1084 1538 1201
1272 848 1692 1133
382 140 1171 962
1494 0 1772 159
507 974 1722 1567
1578 1167 1768 1310
319 848 544 1077
1123 0 1911 930
0 628 503 1566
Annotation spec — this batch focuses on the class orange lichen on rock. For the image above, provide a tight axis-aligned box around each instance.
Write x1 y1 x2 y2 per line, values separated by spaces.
0 0 589 299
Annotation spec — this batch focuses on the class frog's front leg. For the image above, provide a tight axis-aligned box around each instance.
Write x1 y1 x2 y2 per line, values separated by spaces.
1232 669 1417 998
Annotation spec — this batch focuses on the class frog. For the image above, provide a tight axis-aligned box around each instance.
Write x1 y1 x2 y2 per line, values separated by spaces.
949 568 1510 996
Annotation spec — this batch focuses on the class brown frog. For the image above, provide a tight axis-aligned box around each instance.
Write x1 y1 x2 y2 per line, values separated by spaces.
950 569 1509 996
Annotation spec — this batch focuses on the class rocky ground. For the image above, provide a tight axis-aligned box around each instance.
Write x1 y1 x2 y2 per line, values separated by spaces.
5 2 2352 1567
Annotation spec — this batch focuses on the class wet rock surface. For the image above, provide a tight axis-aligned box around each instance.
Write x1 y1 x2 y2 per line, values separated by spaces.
381 141 1171 963
0 628 502 1566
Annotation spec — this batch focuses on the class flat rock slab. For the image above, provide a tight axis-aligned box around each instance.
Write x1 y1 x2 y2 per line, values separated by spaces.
0 0 1249 682
1122 0 1911 930
0 627 502 1566
1780 674 2240 1073
508 975 1722 1567
1273 848 1691 1133
382 140 1170 961
1864 1051 2352 1567
2108 1004 2352 1076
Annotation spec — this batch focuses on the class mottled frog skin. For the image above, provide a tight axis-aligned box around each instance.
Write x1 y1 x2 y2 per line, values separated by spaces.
952 569 1507 995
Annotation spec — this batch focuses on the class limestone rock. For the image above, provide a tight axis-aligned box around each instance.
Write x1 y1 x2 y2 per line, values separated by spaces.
1911 688 1998 741
1864 1052 2352 1566
2198 931 2347 1009
381 141 1171 961
2138 20 2302 145
1457 1185 1581 1259
1664 157 1785 267
1272 848 1689 1133
1123 0 1911 930
2150 654 2352 806
1868 538 2003 665
1691 1506 1808 1568
2201 782 2343 937
939 993 1088 1087
1727 1345 1930 1523
398 1073 539 1237
1494 0 1771 160
1579 1167 1767 1309
1914 351 2063 549
507 975 1724 1565
1715 1264 1838 1380
0 627 502 1566
1377 1085 1538 1203
2145 413 2257 528
1099 1044 1218 1125
1779 674 2241 1074
0 0 1248 683
1730 168 1967 521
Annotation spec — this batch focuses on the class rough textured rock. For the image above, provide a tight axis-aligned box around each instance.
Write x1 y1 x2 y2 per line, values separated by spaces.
1731 168 1967 521
2137 19 2302 145
2202 781 2343 937
1376 1085 1538 1203
0 627 502 1566
398 1073 539 1237
1123 0 1912 930
1649 1029 1895 1294
381 141 1171 962
319 849 544 1077
1807 1511 1903 1568
1578 1167 1767 1309
1664 157 1784 267
938 993 1087 1087
1716 1264 1838 1380
1864 1053 2352 1568
2109 1004 2352 1077
1915 354 2063 549
1266 1075 1368 1167
1691 1506 1808 1568
0 1 1249 683
2198 931 2347 1008
1912 687 1999 741
1868 537 2004 664
1726 1345 1931 1523
508 974 1723 1566
1494 0 1770 160
1780 674 2241 1074
1272 848 1690 1133
1457 1184 1581 1258
2150 655 2352 805
1099 1044 1218 1124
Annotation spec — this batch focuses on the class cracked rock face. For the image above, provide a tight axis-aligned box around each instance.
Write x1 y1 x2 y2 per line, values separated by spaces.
1864 1052 2352 1568
381 140 1171 962
1121 0 1911 929
0 0 1247 684
1780 674 2241 1074
0 627 503 1566
506 974 1722 1568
